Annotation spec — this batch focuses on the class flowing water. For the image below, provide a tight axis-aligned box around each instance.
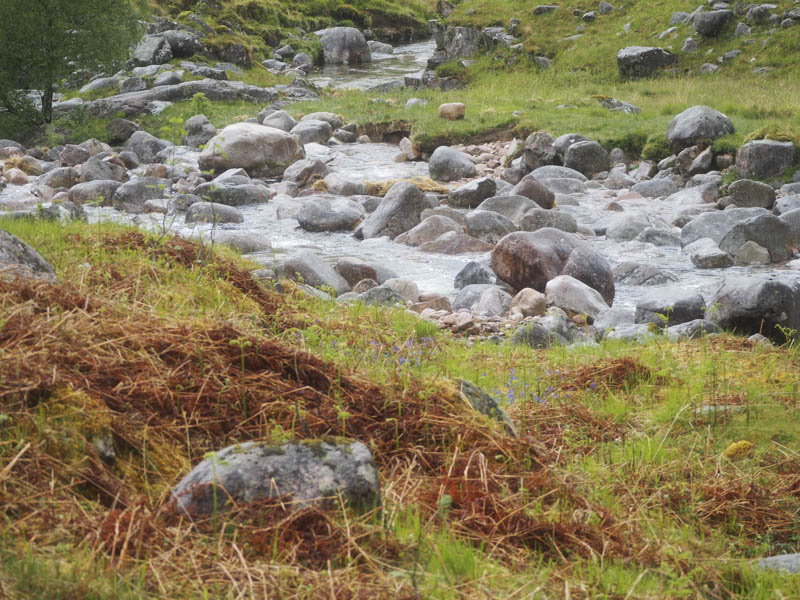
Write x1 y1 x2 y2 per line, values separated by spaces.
5 39 800 310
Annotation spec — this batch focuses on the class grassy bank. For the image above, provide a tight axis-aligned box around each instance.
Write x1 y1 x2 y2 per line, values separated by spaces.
1 218 799 598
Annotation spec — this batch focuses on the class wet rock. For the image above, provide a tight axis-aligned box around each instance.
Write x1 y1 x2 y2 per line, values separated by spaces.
172 440 380 516
79 156 128 183
529 165 588 182
519 208 578 233
195 183 270 207
454 261 496 289
779 208 800 248
563 141 609 177
491 228 615 304
539 178 586 195
111 177 167 213
635 227 681 246
735 140 797 179
126 130 173 164
323 173 366 196
290 120 333 146
613 262 678 286
605 212 652 241
212 231 271 253
68 180 123 205
418 231 494 254
297 197 364 232
635 286 706 327
278 251 350 295
428 146 478 181
465 210 517 244
359 181 427 240
734 240 770 265
511 176 555 209
185 202 244 224
684 237 733 268
709 275 800 343
261 110 297 132
316 27 372 64
545 275 610 320
282 158 330 187
198 123 304 177
448 177 496 208
0 230 56 281
617 46 678 79
476 195 541 223
396 215 463 246
727 179 775 209
666 105 734 154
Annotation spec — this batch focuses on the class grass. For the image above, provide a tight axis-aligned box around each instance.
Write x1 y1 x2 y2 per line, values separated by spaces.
1 218 799 598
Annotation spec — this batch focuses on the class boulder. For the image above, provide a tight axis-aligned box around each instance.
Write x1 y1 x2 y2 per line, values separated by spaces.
553 133 591 161
212 231 271 253
684 237 733 268
359 181 427 239
297 197 363 232
774 195 800 216
511 177 555 209
709 276 800 343
472 286 512 317
491 228 615 304
727 179 775 209
316 27 372 64
666 319 720 341
0 229 56 281
126 130 173 164
182 114 217 148
779 208 800 248
605 212 652 241
79 157 129 183
631 179 679 198
523 132 557 170
545 275 610 320
511 287 547 317
185 202 244 224
716 212 791 262
68 180 123 205
334 258 378 287
476 195 540 223
428 146 477 181
261 110 297 132
160 30 204 58
302 112 344 130
106 118 139 144
617 46 678 79
563 141 609 177
635 227 681 246
735 140 797 179
119 77 147 94
529 165 588 182
438 102 465 120
279 251 350 295
444 26 481 60
396 215 463 246
694 10 733 36
172 440 379 516
418 231 494 254
635 286 706 327
59 145 90 167
323 173 366 196
512 307 587 348
454 261 495 289
196 183 270 207
448 177 496 208
290 119 333 146
465 210 517 244
357 285 406 306
198 123 304 177
133 35 172 67
666 105 734 154
756 554 800 574
282 158 330 187
519 208 578 233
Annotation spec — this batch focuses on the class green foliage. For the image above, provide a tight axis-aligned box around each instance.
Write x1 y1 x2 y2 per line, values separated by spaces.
744 123 800 148
0 0 147 124
641 133 671 161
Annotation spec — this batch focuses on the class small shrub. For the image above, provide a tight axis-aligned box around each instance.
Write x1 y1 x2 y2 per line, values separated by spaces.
641 134 670 161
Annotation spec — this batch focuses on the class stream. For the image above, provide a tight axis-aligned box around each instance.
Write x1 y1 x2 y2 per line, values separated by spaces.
5 38 800 311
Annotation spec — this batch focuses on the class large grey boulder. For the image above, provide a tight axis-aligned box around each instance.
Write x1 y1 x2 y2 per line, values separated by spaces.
278 251 350 295
465 210 517 244
694 10 733 36
563 141 609 177
160 30 204 58
172 440 380 516
198 123 304 177
261 110 297 132
635 286 706 327
774 195 800 216
735 140 797 179
323 173 366 196
182 114 217 148
185 202 244 224
471 286 512 317
553 133 591 161
396 215 463 246
358 182 427 239
290 119 333 146
716 212 791 262
297 197 364 232
417 231 493 254
617 46 678 79
522 131 557 170
519 208 578 233
112 177 167 213
666 105 734 154
476 195 540 223
448 177 496 208
316 27 372 64
511 177 555 209
727 179 775 209
544 275 609 320
613 262 677 286
194 183 270 207
282 158 330 187
79 156 129 183
126 131 173 164
444 26 481 60
756 554 800 574
530 165 588 182
454 261 495 289
779 208 800 248
605 212 653 241
452 284 493 311
491 228 615 304
429 146 477 181
709 276 800 343
631 179 679 198
512 307 587 348
68 180 123 205
133 35 172 67
684 238 733 268
0 230 56 281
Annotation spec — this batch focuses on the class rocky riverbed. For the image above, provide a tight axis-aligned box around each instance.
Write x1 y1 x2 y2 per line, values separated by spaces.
3 38 800 347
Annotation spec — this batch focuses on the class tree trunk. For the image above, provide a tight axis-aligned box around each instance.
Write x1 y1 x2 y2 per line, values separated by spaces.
42 84 54 124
